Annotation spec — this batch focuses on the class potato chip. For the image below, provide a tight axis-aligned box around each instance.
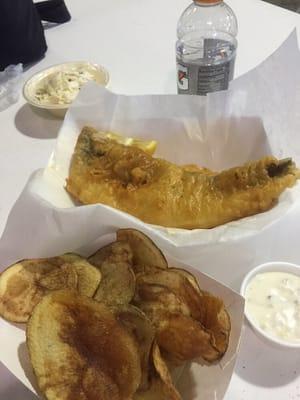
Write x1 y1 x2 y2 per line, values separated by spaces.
26 290 142 400
93 260 136 307
116 229 168 272
89 243 134 305
133 379 169 400
116 305 155 390
133 342 181 400
58 253 101 297
135 270 202 320
135 265 167 276
0 259 77 323
151 342 181 400
168 267 202 294
135 269 230 361
88 241 133 267
134 283 191 319
156 313 221 362
196 292 231 355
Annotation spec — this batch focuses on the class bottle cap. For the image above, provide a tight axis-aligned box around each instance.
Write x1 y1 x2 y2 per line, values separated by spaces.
194 0 223 4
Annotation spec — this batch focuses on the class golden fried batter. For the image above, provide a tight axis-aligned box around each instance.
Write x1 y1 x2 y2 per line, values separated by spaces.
66 127 299 229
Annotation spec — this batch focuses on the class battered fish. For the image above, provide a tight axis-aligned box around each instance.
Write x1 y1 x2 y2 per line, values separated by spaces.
66 127 299 229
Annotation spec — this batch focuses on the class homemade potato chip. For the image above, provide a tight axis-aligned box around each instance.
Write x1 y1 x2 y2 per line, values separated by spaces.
134 283 191 319
116 229 168 272
134 342 181 400
93 260 136 307
116 305 155 390
156 313 221 362
135 265 168 276
88 241 133 267
135 268 230 361
0 252 102 323
197 292 231 355
0 259 77 322
58 253 101 297
26 290 142 400
151 342 181 400
89 242 135 306
133 379 172 400
168 267 202 294
135 269 203 320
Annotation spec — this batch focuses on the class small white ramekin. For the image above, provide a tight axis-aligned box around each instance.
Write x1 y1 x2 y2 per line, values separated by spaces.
241 261 300 349
23 61 109 118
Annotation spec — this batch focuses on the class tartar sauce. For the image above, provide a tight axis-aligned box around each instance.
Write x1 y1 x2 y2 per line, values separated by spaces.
245 272 300 342
34 68 95 105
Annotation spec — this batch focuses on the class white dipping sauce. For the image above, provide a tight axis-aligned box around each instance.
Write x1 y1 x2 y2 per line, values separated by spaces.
245 272 300 342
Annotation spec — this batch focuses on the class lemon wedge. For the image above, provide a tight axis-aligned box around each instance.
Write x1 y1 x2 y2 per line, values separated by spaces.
104 132 157 155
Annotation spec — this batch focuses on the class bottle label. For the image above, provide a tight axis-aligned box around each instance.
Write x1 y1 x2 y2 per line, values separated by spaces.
177 64 189 91
177 39 236 95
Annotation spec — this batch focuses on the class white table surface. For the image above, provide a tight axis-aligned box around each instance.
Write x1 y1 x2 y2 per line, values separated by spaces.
1 0 300 398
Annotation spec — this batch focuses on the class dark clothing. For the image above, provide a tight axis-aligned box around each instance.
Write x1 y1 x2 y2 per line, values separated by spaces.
0 0 71 71
36 0 71 24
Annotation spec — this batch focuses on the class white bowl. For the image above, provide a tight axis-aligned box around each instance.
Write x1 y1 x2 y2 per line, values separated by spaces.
241 261 300 349
23 61 110 118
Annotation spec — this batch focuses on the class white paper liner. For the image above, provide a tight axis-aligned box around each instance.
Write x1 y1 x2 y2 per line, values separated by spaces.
1 32 300 281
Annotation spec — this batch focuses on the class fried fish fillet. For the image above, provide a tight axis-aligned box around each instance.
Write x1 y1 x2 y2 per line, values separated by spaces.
66 126 299 229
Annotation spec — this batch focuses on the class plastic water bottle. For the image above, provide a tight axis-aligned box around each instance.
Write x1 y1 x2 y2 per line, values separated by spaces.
176 0 238 95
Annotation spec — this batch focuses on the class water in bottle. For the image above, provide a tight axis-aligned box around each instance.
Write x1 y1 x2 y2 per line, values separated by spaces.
176 0 238 95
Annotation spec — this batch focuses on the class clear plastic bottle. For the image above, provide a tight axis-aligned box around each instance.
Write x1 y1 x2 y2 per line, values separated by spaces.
176 0 238 95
